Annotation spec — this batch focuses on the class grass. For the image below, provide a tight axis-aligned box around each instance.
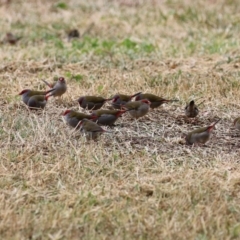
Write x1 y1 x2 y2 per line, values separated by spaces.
0 0 240 239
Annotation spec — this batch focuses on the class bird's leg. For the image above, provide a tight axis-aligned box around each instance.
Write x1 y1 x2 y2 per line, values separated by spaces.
134 118 141 133
57 96 64 104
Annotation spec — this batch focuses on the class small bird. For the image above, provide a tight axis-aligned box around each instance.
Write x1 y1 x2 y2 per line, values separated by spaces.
78 96 113 110
111 92 142 109
135 93 178 109
42 77 67 98
67 29 80 41
123 99 151 119
27 95 49 109
91 109 128 126
233 117 240 130
4 33 21 45
185 119 221 145
19 89 54 105
185 100 199 118
62 109 97 128
79 118 109 140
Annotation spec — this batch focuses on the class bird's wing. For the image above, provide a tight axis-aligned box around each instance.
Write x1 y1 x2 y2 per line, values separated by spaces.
85 123 103 132
125 102 140 110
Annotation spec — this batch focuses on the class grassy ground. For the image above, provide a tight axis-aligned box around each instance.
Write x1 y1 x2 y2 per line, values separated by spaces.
0 0 240 239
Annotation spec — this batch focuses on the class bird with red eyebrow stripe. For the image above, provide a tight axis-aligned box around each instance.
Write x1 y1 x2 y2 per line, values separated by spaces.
19 89 54 106
62 109 97 129
111 92 141 109
42 77 67 98
185 119 221 145
123 99 151 119
77 96 113 110
91 109 129 126
135 93 178 109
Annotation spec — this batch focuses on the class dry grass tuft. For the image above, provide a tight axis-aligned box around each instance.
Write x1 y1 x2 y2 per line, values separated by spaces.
0 0 240 239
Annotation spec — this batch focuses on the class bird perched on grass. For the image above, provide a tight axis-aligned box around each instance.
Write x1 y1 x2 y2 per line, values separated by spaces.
185 119 221 145
78 96 113 110
111 92 142 109
91 109 128 126
67 29 80 41
42 77 67 98
62 110 97 129
27 95 50 110
185 100 204 118
123 99 151 119
19 89 54 106
79 118 109 140
135 93 178 109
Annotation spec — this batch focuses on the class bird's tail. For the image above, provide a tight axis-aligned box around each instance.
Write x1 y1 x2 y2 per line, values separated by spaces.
209 119 221 131
166 99 179 102
45 88 56 95
104 97 114 101
42 79 53 88
130 92 142 99
212 119 221 127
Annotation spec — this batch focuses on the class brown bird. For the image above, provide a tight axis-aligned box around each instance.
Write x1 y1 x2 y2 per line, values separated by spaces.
79 118 109 140
124 99 151 119
78 96 113 110
91 109 128 126
67 29 80 41
135 93 178 109
19 89 54 106
185 119 221 145
111 92 142 109
4 33 21 45
185 100 199 118
42 77 67 98
62 109 97 128
27 95 50 109
233 117 240 130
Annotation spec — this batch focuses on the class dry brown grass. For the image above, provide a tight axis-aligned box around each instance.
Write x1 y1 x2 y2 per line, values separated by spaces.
0 0 240 239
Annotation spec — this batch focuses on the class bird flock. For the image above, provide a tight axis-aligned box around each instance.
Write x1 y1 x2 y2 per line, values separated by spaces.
19 77 240 144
